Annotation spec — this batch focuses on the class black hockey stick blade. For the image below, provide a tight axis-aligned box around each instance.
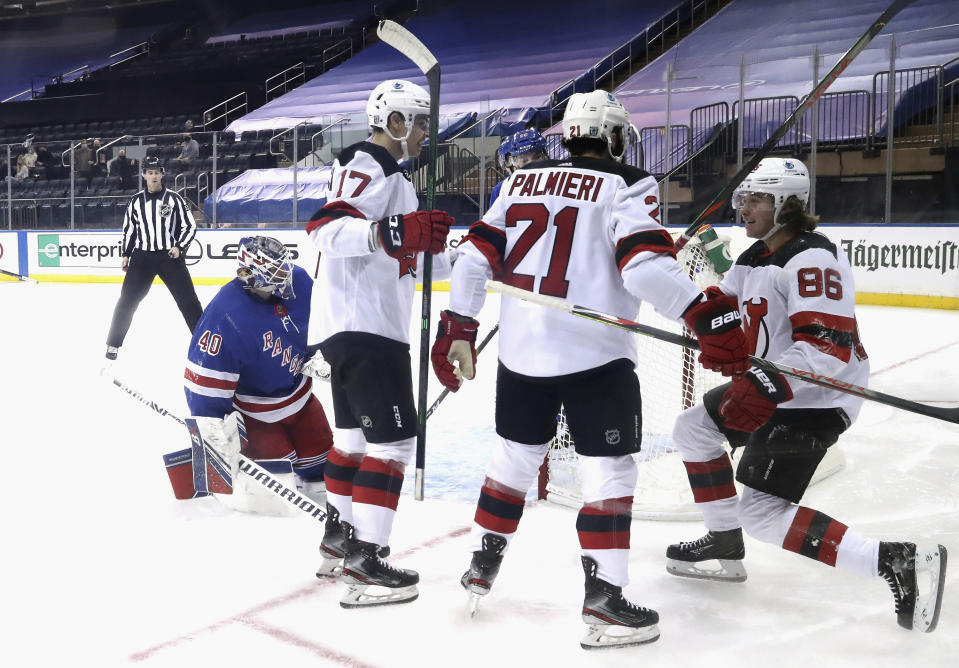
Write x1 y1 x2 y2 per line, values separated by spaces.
378 18 442 501
0 267 39 283
673 0 917 253
425 324 500 419
486 280 959 425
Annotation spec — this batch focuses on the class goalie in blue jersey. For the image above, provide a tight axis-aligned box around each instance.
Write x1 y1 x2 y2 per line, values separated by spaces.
174 236 333 511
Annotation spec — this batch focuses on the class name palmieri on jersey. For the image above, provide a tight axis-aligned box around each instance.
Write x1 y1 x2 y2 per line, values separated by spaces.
507 169 605 202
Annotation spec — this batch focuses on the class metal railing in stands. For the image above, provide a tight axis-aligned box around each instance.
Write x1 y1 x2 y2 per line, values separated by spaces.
311 115 351 166
265 62 306 103
732 95 802 155
109 42 150 70
203 92 248 131
946 57 959 147
872 65 945 146
547 0 726 124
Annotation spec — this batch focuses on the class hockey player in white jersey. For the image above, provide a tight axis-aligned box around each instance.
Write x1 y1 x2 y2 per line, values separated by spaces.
304 79 454 607
664 158 947 633
431 90 750 649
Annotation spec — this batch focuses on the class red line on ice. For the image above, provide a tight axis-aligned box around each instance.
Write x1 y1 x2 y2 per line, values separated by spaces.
871 339 959 377
129 526 470 663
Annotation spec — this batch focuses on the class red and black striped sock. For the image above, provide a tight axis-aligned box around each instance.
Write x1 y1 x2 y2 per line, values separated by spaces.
683 453 737 503
474 480 525 535
782 506 848 567
324 448 362 500
352 457 405 511
576 497 633 550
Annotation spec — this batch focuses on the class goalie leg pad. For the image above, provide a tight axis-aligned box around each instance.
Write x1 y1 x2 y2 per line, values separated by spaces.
163 448 210 499
185 413 245 495
215 459 299 517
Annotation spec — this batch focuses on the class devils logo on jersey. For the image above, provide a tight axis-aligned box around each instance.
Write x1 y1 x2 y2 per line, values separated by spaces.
742 297 770 357
398 253 417 279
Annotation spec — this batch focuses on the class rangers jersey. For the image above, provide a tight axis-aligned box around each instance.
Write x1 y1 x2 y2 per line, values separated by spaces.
306 141 451 347
450 157 702 377
720 232 869 420
184 266 314 422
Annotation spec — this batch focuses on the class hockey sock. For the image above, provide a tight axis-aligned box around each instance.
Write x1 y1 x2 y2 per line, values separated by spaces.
578 497 633 587
835 530 881 577
351 456 405 546
782 506 848 567
324 448 362 525
683 453 741 531
293 451 328 481
472 478 526 548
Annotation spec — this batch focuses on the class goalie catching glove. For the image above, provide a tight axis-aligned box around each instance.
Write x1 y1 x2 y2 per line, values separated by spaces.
376 210 453 258
431 310 479 392
719 367 793 432
682 286 749 376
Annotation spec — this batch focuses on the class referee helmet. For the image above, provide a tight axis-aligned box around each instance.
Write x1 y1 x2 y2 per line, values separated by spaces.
142 155 164 173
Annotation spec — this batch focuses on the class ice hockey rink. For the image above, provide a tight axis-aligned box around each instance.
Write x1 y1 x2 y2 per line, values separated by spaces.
2 280 957 668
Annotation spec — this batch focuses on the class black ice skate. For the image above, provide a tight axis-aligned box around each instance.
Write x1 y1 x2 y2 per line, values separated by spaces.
316 504 347 577
340 524 418 608
665 528 747 582
460 533 507 617
580 556 660 650
879 541 947 632
316 505 389 578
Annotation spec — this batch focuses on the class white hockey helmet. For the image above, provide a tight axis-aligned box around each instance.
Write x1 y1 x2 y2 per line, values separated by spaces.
732 157 810 239
562 89 634 161
366 79 430 160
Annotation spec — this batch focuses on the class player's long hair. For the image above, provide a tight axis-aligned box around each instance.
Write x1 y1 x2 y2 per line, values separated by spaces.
778 195 819 233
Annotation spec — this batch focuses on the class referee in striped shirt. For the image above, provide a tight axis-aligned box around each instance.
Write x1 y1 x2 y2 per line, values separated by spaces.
105 155 202 362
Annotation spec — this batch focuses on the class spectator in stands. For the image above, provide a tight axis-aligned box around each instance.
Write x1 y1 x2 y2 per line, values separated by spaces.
92 152 109 180
177 133 199 166
184 119 194 132
34 145 52 179
74 139 93 182
15 155 29 180
112 149 138 189
23 146 37 170
93 138 112 161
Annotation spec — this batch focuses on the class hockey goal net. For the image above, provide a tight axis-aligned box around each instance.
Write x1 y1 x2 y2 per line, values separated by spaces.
537 234 845 520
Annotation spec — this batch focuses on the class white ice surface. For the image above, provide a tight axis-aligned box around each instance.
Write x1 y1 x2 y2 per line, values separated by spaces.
1 282 957 667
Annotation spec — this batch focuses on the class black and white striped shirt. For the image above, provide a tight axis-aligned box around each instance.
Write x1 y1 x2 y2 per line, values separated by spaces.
121 187 197 255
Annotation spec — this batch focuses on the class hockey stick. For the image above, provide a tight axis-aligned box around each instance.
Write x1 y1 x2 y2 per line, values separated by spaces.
486 280 959 425
0 267 38 284
425 323 499 419
108 375 328 522
672 0 916 254
377 19 441 501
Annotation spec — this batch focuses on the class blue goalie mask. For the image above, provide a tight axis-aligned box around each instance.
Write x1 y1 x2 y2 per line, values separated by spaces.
236 236 295 299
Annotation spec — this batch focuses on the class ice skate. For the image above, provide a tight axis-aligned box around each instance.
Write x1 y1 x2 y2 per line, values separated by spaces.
316 505 389 578
460 533 507 617
666 528 747 582
316 504 347 577
580 557 659 649
340 524 418 608
879 541 947 632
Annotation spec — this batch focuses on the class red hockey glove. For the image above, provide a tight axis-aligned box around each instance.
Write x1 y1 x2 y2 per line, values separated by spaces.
719 366 793 432
682 286 749 376
431 310 479 392
377 210 453 258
